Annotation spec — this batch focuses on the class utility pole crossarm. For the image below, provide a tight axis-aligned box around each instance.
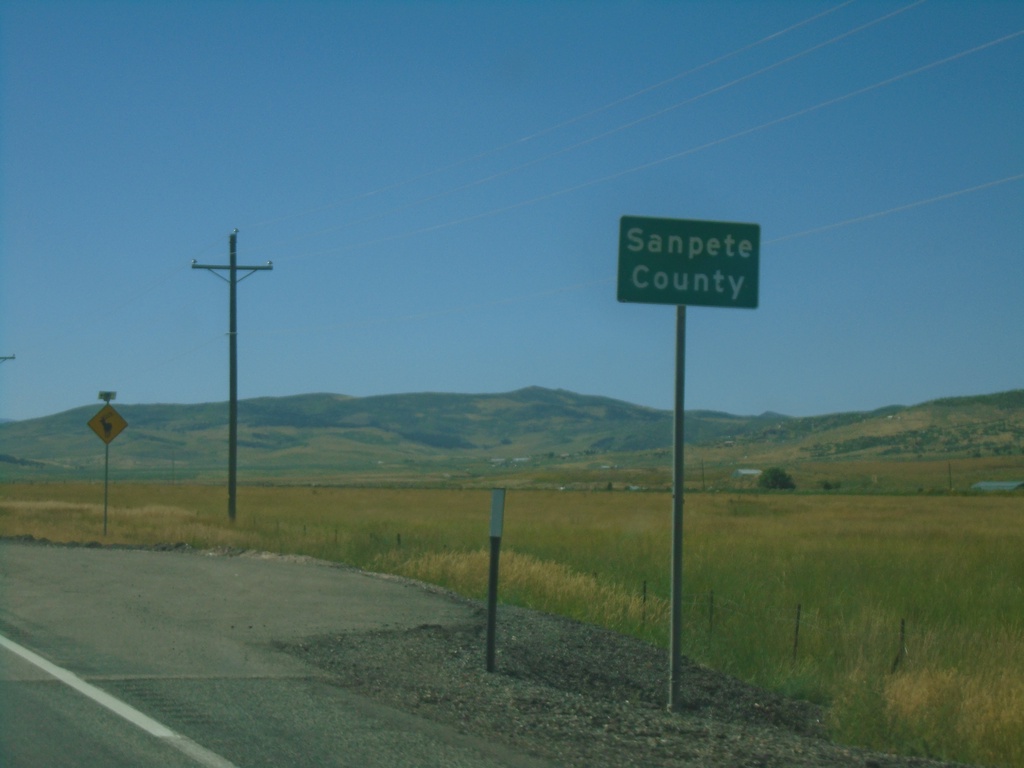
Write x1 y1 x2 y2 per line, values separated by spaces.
192 261 273 271
192 261 273 286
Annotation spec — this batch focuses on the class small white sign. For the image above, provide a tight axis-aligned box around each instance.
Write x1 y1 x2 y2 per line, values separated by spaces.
490 489 506 538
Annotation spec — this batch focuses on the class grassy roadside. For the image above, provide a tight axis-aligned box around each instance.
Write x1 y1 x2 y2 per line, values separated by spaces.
2 482 1021 765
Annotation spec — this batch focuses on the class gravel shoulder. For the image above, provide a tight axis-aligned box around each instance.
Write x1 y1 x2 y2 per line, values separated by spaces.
278 584 972 767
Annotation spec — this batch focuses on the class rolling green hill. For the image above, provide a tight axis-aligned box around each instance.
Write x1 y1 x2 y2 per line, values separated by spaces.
1 387 1021 486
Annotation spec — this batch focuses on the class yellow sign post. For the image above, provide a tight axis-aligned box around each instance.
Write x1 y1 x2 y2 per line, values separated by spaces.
88 399 127 534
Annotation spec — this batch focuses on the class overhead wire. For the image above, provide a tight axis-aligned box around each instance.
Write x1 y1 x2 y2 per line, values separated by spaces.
256 279 613 337
253 0 926 262
7 4 1019 422
247 171 1023 340
766 173 1024 244
61 0 913 357
9 234 225 376
15 234 240 404
275 24 1023 263
92 261 193 324
244 0 860 232
99 6 1024 382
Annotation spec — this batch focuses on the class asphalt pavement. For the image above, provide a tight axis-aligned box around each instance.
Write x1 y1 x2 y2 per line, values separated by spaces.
0 542 551 767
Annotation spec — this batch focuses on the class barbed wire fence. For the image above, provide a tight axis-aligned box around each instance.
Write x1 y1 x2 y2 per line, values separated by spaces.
637 581 912 676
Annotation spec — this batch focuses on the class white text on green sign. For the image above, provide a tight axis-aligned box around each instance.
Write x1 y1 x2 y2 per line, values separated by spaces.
618 216 760 308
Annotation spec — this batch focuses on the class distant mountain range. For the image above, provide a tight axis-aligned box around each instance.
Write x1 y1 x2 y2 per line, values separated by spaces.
1 387 1021 483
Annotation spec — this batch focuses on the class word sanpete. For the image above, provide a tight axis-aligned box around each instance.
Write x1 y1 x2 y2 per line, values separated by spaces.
623 226 754 302
617 216 759 309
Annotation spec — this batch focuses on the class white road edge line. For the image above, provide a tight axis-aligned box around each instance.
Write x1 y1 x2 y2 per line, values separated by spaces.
0 632 238 768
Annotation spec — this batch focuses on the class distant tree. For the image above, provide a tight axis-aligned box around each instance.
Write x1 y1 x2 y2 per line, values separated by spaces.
759 467 796 490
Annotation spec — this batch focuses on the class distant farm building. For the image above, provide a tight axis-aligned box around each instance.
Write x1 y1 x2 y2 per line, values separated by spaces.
731 469 762 479
971 481 1024 492
731 469 763 487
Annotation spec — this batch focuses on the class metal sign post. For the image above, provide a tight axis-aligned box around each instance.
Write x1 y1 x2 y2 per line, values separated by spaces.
87 392 127 536
669 305 686 709
618 215 759 711
486 488 506 673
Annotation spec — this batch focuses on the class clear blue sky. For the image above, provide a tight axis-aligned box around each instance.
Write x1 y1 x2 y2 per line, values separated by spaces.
2 0 1022 422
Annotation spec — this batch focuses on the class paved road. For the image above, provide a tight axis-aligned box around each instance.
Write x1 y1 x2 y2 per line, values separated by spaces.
0 543 550 767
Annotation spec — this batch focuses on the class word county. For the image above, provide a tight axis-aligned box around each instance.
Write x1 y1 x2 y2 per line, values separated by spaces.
623 226 754 301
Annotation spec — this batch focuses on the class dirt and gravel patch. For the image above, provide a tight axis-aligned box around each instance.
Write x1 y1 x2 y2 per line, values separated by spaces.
280 596 971 767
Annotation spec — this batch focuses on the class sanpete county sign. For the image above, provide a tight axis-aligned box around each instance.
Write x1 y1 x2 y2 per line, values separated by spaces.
617 216 760 308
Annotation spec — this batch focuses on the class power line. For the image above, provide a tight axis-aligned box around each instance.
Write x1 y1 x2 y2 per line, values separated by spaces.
277 25 1023 263
31 10 1023 384
766 173 1024 244
154 165 1021 363
255 279 611 338
94 261 192 324
499 0 927 184
271 0 922 264
241 1 864 239
81 20 1024 382
244 171 1022 340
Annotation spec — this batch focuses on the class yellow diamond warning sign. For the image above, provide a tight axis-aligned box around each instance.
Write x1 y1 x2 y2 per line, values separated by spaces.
88 404 127 444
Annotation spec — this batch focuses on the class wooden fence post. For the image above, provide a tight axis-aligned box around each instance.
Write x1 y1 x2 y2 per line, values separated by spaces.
708 589 715 636
891 618 907 673
792 604 802 662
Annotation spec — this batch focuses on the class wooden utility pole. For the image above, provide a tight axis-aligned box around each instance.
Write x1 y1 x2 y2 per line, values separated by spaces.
192 230 273 522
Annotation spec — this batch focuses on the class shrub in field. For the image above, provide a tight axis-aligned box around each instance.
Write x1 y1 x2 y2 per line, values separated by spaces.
759 467 796 489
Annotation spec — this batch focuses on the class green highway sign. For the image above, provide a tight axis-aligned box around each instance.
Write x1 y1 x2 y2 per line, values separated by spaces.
617 216 760 308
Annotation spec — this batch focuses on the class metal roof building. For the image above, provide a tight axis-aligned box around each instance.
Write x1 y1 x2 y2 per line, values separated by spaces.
971 481 1024 492
731 469 762 478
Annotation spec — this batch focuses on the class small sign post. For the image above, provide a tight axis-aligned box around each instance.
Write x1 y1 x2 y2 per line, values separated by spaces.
88 392 126 535
486 488 506 673
618 216 760 711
